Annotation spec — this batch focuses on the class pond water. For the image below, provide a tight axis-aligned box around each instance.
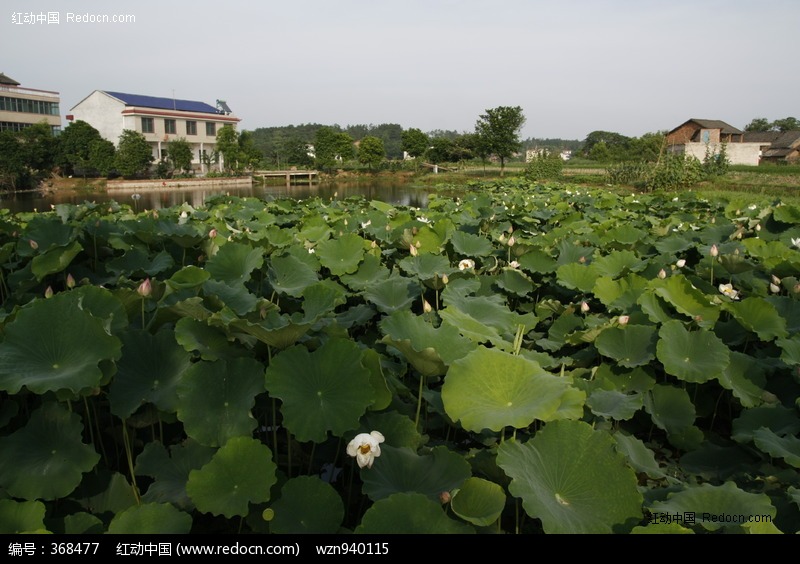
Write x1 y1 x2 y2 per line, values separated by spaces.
0 178 437 214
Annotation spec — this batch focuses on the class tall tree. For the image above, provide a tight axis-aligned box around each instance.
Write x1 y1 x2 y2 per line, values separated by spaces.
314 127 354 171
744 118 772 132
115 130 154 178
56 120 104 176
401 128 429 158
357 136 385 170
167 138 193 174
88 139 116 177
216 125 240 173
475 106 526 175
772 117 800 132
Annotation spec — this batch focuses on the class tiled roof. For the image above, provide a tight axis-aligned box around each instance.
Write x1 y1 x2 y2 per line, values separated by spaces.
689 119 743 135
104 91 221 114
0 72 20 86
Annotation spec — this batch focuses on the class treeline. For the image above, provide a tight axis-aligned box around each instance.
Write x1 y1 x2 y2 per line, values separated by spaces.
579 130 667 163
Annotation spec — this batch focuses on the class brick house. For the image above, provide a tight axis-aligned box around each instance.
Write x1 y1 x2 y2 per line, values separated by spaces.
742 130 800 164
666 118 762 165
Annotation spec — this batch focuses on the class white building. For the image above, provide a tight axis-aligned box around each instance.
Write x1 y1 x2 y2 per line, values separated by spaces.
69 90 240 172
0 72 61 134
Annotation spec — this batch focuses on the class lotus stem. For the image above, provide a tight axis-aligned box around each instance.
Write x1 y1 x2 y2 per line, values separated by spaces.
414 374 425 432
121 421 142 505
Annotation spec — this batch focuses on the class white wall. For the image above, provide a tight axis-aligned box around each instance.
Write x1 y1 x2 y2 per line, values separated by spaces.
682 142 762 166
70 91 125 145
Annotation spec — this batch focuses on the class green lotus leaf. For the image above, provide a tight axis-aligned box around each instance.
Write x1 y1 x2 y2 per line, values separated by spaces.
66 284 130 334
592 250 645 278
442 346 577 432
724 297 788 341
227 310 313 350
301 280 348 320
556 263 598 293
407 225 444 254
593 275 649 311
380 309 476 374
176 357 266 447
451 477 507 527
497 420 642 534
205 241 264 284
186 437 276 519
77 472 137 515
361 349 392 411
656 320 730 383
269 476 344 533
203 279 257 315
679 443 758 480
517 249 557 273
613 433 665 479
450 231 493 257
31 240 83 281
360 445 471 502
298 215 332 242
649 482 776 532
495 268 535 296
108 327 193 419
63 512 103 534
0 402 100 500
316 233 366 276
166 265 211 290
355 492 473 534
267 254 319 298
767 295 800 334
637 290 674 324
777 336 800 366
741 520 783 534
19 215 75 256
443 290 537 336
265 338 373 443
731 406 800 443
398 253 451 281
358 411 424 450
773 204 800 224
654 234 694 254
136 440 216 510
108 502 192 534
717 352 767 408
362 274 418 315
753 428 800 468
340 253 390 291
595 325 657 368
0 499 46 534
587 390 643 421
107 247 174 277
594 363 655 393
604 225 646 245
555 239 594 266
174 317 244 361
0 293 121 394
650 274 719 328
644 384 696 436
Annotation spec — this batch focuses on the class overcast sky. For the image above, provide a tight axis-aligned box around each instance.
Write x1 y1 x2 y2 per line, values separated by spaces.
4 0 799 140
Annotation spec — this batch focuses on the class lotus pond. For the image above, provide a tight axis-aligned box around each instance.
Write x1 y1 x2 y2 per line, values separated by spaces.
0 181 799 534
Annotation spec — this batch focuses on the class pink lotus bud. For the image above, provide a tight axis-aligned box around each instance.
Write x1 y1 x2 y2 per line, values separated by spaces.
137 278 152 297
410 244 418 257
44 286 53 299
658 269 667 279
507 236 516 247
209 228 218 239
29 239 38 250
423 299 433 313
580 301 590 313
439 491 452 504
710 244 719 257
676 259 686 268
441 273 449 284
618 315 630 325
772 275 781 286
66 273 75 289
770 283 780 294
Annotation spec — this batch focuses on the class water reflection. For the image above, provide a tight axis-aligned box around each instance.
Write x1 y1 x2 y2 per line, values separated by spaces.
0 178 432 214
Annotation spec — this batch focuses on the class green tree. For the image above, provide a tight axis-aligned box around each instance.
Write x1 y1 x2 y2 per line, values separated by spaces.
357 136 385 170
88 139 116 177
216 125 240 173
0 130 28 190
475 105 526 175
56 120 105 176
401 128 429 158
167 138 193 174
426 137 453 164
282 137 314 167
772 117 800 132
237 130 263 172
582 130 631 158
314 127 354 171
115 130 154 178
744 118 772 132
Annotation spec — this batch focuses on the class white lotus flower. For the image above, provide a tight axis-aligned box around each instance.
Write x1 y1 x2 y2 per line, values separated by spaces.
618 315 630 325
719 283 739 300
509 260 520 269
710 244 719 257
458 258 475 271
770 283 781 294
676 259 686 268
791 238 800 249
346 431 385 469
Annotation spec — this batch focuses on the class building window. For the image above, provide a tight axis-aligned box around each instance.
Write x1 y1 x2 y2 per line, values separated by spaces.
141 117 154 133
165 119 176 135
186 120 197 135
206 122 216 136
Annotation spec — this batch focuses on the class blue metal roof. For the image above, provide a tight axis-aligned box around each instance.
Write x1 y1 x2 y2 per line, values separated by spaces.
104 91 221 114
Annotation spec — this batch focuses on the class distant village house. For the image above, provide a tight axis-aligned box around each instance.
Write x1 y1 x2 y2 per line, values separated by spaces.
666 119 763 166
